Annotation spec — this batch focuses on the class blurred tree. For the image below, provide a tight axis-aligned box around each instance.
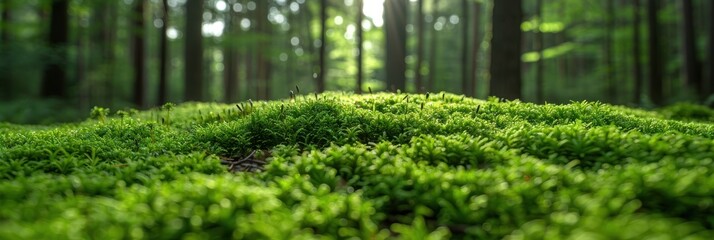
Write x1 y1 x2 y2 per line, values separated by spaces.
427 0 439 92
489 0 522 100
41 0 69 98
158 0 169 105
471 0 481 98
223 3 238 103
461 0 470 96
132 0 146 108
709 0 714 99
317 0 326 93
680 0 701 99
535 0 543 103
1 0 11 100
633 0 643 104
356 0 363 94
415 0 424 93
1 0 8 42
256 0 271 100
385 0 407 92
648 0 663 105
605 0 615 103
184 0 203 101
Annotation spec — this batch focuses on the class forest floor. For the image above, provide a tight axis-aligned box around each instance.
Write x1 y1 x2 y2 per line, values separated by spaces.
1 92 714 239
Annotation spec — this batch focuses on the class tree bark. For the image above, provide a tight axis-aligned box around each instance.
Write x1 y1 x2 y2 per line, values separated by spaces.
158 0 169 105
317 0 327 92
680 0 702 99
461 0 471 96
647 0 663 105
633 0 643 104
356 0 364 94
489 0 522 100
132 0 146 108
184 0 204 101
384 0 407 92
41 0 69 98
415 0 424 93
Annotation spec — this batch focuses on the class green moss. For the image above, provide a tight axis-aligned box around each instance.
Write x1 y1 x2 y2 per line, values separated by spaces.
1 92 713 239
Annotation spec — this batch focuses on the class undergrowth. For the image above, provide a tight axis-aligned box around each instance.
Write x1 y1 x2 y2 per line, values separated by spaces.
1 92 713 239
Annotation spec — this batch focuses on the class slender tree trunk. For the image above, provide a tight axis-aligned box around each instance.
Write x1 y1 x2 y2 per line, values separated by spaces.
708 0 714 98
103 2 118 105
41 0 69 98
415 0 425 93
535 0 544 103
184 0 203 101
356 0 364 94
489 0 522 100
158 0 169 105
681 0 702 99
1 0 11 100
77 12 87 111
470 1 481 98
132 0 146 108
385 0 407 92
1 0 9 42
317 0 327 92
224 8 238 102
256 0 270 100
633 0 643 104
427 0 439 92
461 0 470 96
605 0 615 103
648 0 663 105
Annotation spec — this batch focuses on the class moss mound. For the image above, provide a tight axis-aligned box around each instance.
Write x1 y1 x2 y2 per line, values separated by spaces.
1 92 714 239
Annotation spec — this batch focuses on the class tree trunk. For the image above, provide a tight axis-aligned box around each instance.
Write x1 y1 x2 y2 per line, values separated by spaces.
489 0 522 100
223 8 239 102
132 0 146 108
415 0 425 93
384 0 407 92
317 0 327 93
1 0 8 42
461 0 471 96
158 0 169 105
184 0 204 101
605 0 615 103
356 0 364 94
633 0 643 104
41 0 69 98
1 0 11 100
681 0 702 99
256 0 270 100
77 12 87 111
535 0 544 103
470 1 481 98
647 0 663 105
427 0 440 92
708 0 714 98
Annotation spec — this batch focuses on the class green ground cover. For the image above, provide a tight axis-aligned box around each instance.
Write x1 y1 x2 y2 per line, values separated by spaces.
1 92 714 239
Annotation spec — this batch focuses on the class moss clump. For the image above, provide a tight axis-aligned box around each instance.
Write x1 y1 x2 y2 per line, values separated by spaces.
1 92 713 239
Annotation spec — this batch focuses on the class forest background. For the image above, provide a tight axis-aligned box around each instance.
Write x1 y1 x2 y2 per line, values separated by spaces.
0 0 713 123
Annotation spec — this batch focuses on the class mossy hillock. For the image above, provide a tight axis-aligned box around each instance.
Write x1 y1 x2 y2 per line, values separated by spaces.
1 92 714 239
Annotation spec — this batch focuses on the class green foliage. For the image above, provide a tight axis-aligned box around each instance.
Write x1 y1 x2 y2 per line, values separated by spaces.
1 92 714 239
